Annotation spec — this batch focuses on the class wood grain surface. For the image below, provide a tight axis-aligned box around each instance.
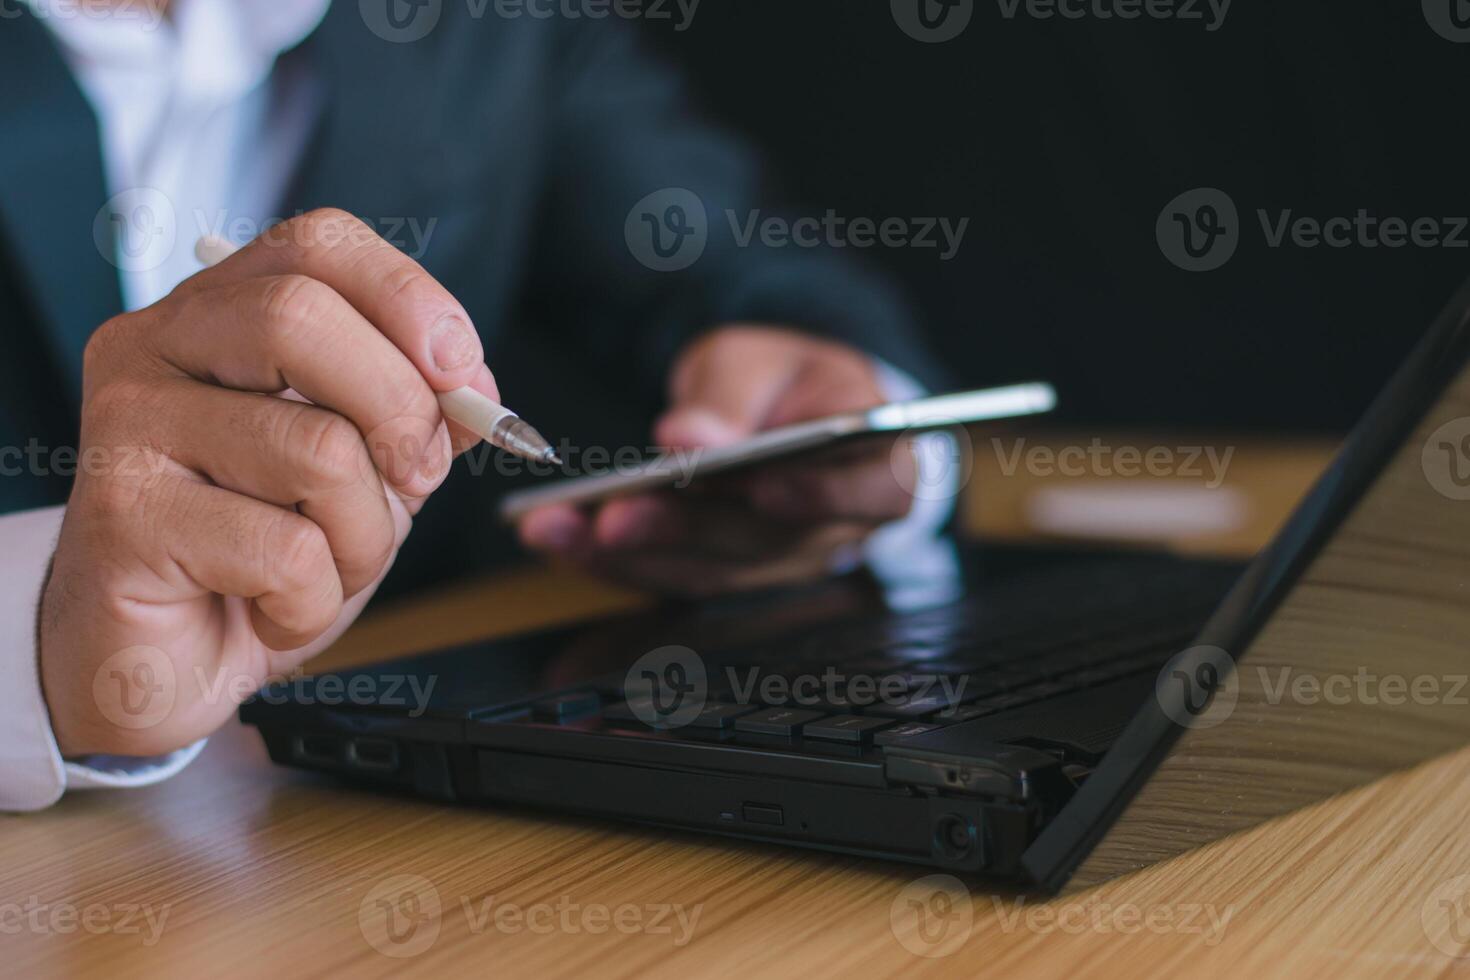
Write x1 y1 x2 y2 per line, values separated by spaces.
10 432 1470 979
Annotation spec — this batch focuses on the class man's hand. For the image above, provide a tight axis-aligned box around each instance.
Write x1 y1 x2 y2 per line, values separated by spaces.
41 209 500 758
517 326 916 596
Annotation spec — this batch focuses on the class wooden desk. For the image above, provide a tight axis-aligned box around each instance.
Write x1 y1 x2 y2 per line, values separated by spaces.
9 433 1470 979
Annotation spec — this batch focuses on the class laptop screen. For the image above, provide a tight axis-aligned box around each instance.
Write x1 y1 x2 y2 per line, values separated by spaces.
1028 283 1470 893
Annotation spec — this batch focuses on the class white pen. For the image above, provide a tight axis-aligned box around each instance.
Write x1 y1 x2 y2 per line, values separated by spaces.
194 235 561 465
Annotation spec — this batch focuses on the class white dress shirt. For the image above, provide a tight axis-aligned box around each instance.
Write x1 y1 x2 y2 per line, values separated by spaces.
1 0 331 812
1 0 955 812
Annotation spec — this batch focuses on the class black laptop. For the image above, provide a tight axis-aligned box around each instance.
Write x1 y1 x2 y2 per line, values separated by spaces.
241 280 1470 894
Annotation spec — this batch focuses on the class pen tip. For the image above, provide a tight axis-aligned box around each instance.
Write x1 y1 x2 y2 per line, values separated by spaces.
545 450 563 466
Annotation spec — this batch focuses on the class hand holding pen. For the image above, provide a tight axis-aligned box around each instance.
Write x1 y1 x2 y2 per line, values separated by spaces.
40 210 552 759
196 234 560 466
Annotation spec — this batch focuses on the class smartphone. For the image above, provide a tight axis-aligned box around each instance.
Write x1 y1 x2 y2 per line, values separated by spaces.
497 382 1056 521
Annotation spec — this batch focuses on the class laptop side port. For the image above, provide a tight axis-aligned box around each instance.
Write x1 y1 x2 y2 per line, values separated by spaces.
345 737 400 773
292 734 344 766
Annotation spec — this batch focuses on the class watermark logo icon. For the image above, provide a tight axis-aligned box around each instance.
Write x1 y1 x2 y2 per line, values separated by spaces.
890 874 973 957
626 188 708 272
1157 187 1239 272
1422 874 1470 957
1422 417 1470 501
623 645 706 728
891 424 973 504
94 188 176 274
92 645 175 731
360 874 442 958
1424 0 1470 42
891 0 974 42
360 0 442 43
1155 645 1238 729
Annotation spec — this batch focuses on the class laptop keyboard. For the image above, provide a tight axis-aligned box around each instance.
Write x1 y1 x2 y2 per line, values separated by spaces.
493 589 1222 763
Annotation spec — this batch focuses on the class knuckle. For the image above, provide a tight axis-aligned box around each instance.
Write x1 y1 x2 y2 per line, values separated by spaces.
267 515 333 590
258 274 334 348
378 260 438 311
291 411 366 489
81 316 125 375
80 315 143 388
289 207 371 252
82 378 159 436
88 473 149 526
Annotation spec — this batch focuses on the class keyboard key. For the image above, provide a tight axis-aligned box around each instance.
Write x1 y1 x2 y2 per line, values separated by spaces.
734 708 827 736
601 700 656 726
687 702 759 730
804 715 893 744
874 722 945 746
532 691 599 721
934 692 1038 722
867 685 976 720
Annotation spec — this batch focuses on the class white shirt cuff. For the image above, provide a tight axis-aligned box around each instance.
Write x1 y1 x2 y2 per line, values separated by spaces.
0 505 204 812
860 362 964 608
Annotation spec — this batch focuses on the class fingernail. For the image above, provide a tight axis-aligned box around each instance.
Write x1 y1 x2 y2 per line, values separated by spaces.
430 315 479 372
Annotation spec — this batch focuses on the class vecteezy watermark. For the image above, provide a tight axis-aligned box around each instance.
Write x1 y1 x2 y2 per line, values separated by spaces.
991 896 1235 945
1423 417 1470 501
0 440 174 481
614 647 976 730
1255 667 1469 709
994 0 1232 31
94 187 178 275
359 875 443 958
1156 187 1239 272
893 0 1230 41
623 646 707 727
1423 874 1470 958
230 669 440 717
890 875 974 957
892 0 975 43
91 654 440 733
0 0 166 29
991 437 1235 489
625 188 970 272
1155 645 1238 729
359 0 700 43
358 874 703 958
892 425 973 504
458 439 705 486
1159 187 1470 272
0 897 171 946
1423 0 1470 43
723 666 970 712
195 210 439 260
93 646 177 732
92 195 442 272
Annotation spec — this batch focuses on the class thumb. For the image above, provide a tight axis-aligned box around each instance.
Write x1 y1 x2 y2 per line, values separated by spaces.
655 332 805 449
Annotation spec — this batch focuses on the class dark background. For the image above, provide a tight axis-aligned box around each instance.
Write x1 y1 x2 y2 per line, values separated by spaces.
635 0 1470 432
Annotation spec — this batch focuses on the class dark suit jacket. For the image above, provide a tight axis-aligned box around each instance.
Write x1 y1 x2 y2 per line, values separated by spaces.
0 3 939 599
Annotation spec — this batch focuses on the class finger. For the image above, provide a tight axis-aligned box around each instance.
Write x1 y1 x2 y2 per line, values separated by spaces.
657 331 806 448
588 494 870 561
518 502 595 555
120 477 345 650
153 274 451 499
221 209 491 393
747 448 915 523
156 380 398 598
